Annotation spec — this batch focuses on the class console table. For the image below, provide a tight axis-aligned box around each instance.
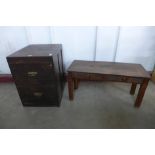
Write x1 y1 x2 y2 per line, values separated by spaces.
67 60 150 107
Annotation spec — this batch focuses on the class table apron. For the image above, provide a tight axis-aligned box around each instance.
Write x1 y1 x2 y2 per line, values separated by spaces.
71 72 144 84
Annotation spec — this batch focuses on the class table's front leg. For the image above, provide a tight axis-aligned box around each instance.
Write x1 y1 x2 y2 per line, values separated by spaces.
67 72 74 100
134 79 149 107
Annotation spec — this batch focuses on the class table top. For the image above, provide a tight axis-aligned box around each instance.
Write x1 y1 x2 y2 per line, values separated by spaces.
68 60 151 79
7 44 62 57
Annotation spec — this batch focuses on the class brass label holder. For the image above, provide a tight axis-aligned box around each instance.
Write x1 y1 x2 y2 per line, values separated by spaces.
33 92 43 97
27 72 38 77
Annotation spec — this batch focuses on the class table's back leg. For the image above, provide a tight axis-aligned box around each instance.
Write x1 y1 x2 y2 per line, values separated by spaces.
67 73 74 100
134 79 149 107
74 79 79 89
130 83 137 95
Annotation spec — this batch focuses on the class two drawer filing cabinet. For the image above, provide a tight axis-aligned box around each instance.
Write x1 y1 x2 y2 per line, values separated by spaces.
7 44 65 106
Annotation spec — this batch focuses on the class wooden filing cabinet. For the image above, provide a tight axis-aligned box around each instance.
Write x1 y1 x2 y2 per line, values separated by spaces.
7 44 65 106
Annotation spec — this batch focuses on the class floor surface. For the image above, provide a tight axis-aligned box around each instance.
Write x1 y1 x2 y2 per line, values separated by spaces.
0 81 155 129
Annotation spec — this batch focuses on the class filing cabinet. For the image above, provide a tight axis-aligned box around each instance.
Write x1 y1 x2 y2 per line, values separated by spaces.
7 44 65 106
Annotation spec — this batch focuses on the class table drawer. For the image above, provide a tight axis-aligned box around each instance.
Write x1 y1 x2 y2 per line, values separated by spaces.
72 72 90 80
74 73 144 83
89 74 143 83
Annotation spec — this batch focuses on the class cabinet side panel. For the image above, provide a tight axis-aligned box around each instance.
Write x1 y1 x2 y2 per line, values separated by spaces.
52 54 63 105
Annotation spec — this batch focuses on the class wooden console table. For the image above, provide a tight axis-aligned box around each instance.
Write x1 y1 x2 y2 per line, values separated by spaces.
67 60 150 107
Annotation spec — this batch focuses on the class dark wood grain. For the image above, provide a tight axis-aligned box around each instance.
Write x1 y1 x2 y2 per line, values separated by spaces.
130 83 137 95
67 60 150 107
8 44 62 57
74 79 78 89
7 44 65 107
67 72 74 100
68 60 150 78
71 72 144 83
135 79 149 107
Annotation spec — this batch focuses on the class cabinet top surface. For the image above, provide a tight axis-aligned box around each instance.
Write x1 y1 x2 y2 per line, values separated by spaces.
68 60 150 78
7 44 62 58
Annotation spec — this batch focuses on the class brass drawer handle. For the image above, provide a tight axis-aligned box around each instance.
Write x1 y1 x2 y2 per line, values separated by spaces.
33 92 43 97
27 72 38 76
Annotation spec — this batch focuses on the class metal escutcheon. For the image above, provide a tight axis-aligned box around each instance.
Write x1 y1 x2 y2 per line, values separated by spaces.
27 71 38 77
33 92 43 97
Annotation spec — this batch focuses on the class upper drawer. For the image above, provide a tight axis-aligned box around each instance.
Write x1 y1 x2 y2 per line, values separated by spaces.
9 62 54 79
7 57 53 65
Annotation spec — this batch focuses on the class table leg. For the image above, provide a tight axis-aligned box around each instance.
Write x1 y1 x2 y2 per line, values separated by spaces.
74 79 79 89
67 73 74 100
130 83 137 95
134 79 149 107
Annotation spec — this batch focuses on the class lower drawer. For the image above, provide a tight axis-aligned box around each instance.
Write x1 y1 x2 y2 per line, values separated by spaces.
21 96 59 106
16 85 59 106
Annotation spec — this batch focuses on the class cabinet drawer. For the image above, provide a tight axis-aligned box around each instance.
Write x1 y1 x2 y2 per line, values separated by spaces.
17 85 57 96
9 63 54 79
21 94 58 106
7 57 53 65
17 85 58 106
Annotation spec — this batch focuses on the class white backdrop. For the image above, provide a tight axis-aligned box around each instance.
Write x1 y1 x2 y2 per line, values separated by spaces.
50 26 96 69
0 26 155 73
116 27 155 70
0 27 28 73
95 26 120 61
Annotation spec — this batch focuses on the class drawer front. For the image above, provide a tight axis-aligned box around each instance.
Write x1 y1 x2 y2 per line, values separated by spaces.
72 72 143 84
89 74 143 83
17 85 58 106
9 63 54 79
72 72 90 80
7 57 53 65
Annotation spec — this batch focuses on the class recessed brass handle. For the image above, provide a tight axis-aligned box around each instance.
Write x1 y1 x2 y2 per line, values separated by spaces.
27 72 38 77
33 92 43 97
